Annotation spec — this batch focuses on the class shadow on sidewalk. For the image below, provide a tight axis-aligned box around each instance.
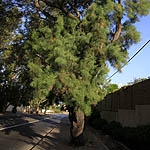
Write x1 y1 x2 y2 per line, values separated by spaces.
36 117 71 150
36 117 108 150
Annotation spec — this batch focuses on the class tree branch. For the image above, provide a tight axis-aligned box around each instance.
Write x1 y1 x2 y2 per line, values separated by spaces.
72 0 80 19
40 0 61 10
34 0 55 19
111 0 122 42
111 17 122 42
62 7 79 20
39 0 78 20
35 0 40 8
82 0 93 6
75 8 80 18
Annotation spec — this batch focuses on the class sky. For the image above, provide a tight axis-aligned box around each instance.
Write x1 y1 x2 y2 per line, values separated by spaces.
108 15 150 87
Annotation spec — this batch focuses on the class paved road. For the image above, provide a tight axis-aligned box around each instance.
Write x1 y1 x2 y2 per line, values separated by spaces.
0 113 68 150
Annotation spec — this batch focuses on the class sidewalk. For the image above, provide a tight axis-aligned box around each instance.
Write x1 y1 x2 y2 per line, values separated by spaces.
35 117 109 150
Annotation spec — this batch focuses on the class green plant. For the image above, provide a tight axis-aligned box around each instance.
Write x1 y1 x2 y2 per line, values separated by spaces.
54 108 61 113
92 118 108 130
102 121 123 137
102 122 150 150
88 107 101 125
123 125 150 149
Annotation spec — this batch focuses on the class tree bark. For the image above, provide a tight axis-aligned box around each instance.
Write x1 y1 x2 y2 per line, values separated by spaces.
69 106 86 146
0 103 10 113
12 105 17 113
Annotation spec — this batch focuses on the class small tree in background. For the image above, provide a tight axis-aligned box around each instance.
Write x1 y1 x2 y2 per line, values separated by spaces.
105 83 119 94
128 77 147 85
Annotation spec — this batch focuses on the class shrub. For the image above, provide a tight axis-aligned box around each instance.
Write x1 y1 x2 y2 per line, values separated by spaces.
102 122 150 150
92 118 108 130
54 108 61 113
136 125 150 144
88 106 101 125
123 125 150 149
102 121 123 138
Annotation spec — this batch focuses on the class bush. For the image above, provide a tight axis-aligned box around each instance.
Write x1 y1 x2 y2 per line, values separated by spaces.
136 125 150 144
90 116 150 150
102 122 150 150
92 118 108 130
53 108 61 113
123 125 150 149
102 121 123 139
88 107 101 125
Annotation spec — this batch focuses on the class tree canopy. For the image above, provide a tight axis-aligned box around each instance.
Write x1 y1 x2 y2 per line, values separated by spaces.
0 0 150 114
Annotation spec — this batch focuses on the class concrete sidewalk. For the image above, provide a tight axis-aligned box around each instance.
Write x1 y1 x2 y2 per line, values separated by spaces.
35 117 109 150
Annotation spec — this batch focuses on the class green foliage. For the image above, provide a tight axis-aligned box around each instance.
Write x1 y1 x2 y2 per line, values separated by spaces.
0 0 34 112
101 122 150 150
92 118 108 130
105 83 119 94
24 1 150 115
121 125 150 149
102 121 123 137
89 117 150 150
1 0 150 114
53 108 61 113
25 17 104 115
88 106 101 124
128 77 147 85
125 0 150 18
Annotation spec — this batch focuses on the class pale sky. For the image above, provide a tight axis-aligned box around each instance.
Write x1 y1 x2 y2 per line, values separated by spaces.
108 15 150 86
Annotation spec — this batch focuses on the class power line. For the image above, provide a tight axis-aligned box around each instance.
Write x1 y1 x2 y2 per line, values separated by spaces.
107 40 150 81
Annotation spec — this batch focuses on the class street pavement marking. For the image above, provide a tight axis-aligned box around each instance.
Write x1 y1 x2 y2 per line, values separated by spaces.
0 118 49 131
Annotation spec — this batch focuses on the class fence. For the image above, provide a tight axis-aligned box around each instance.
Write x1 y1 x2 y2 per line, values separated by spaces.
98 79 150 127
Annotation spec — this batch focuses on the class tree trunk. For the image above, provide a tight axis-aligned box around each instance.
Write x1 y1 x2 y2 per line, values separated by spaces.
69 107 86 146
0 103 10 113
12 105 17 113
0 106 6 113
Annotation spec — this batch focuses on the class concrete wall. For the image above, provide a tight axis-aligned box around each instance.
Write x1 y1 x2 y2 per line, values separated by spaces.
98 79 150 127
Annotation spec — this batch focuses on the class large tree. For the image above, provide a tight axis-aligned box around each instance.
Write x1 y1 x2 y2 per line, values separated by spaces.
0 0 23 112
0 0 34 112
24 0 150 145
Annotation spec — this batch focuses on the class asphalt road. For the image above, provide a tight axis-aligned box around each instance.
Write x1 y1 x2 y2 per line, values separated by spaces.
0 113 68 150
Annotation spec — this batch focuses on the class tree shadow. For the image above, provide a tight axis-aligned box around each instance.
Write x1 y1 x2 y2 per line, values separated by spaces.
35 117 76 150
0 112 64 149
0 113 101 150
36 116 108 150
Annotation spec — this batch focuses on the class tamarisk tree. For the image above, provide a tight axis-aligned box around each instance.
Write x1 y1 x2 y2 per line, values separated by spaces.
24 0 150 146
